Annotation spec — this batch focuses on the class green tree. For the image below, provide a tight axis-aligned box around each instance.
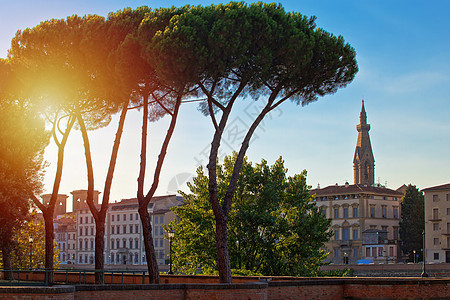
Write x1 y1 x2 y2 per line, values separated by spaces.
170 154 331 276
399 184 425 262
149 2 357 282
8 15 131 283
0 59 49 277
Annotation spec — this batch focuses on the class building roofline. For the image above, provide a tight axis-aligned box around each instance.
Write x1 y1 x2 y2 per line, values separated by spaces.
421 183 450 192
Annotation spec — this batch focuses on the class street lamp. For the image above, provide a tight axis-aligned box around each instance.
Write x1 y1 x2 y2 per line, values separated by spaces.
29 236 33 270
421 230 428 277
168 230 174 275
413 250 416 263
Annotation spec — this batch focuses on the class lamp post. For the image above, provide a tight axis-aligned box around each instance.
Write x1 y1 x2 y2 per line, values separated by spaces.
421 230 428 277
413 250 416 263
168 230 174 275
29 236 33 270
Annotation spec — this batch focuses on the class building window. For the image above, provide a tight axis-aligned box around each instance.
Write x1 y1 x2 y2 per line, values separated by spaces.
130 225 133 234
433 195 439 202
85 227 88 236
117 225 120 234
321 207 326 216
433 238 439 246
353 229 358 240
123 239 126 248
342 228 349 240
393 227 399 240
343 207 348 219
155 216 159 224
160 239 164 247
129 239 133 249
123 225 127 234
447 194 450 201
80 228 83 236
85 239 88 249
112 215 115 222
90 240 94 249
334 230 339 240
370 206 375 218
116 240 120 249
91 227 94 235
117 215 120 222
79 240 82 249
433 208 439 219
353 248 358 258
160 216 164 224
434 253 439 260
85 216 88 224
80 217 83 224
160 227 164 236
111 226 115 234
393 207 399 219
334 248 339 258
382 206 387 218
124 214 127 221
353 207 358 218
111 239 114 249
366 247 370 257
433 223 439 231
135 224 139 233
334 208 339 219
447 208 450 215
135 239 139 249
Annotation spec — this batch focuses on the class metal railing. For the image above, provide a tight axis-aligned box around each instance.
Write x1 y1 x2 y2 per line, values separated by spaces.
0 268 149 286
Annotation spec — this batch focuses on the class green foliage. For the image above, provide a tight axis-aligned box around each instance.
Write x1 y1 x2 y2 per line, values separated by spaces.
0 213 59 269
399 184 424 261
169 154 331 276
146 1 358 107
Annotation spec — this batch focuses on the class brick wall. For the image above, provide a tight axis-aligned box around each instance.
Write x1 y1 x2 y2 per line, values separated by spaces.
1 277 450 299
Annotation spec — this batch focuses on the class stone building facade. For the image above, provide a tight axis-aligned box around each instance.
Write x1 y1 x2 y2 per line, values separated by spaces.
422 183 450 263
310 101 403 264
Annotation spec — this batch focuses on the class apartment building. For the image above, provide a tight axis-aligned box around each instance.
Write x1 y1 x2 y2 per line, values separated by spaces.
422 183 450 263
50 189 183 266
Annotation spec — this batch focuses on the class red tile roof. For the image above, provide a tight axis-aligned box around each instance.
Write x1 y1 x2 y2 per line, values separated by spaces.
310 184 403 197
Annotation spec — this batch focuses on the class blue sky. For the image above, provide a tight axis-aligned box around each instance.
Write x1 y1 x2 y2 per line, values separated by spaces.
1 1 449 208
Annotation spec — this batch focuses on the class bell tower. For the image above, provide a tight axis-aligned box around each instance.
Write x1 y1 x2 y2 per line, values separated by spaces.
353 100 375 186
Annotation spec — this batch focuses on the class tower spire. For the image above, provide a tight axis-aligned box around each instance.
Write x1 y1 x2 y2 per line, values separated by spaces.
353 100 375 186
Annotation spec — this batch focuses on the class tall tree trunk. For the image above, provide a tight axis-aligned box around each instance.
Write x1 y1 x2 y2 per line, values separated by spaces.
30 114 75 286
94 218 105 283
138 206 159 283
215 216 232 283
1 244 12 280
43 210 54 284
94 102 129 284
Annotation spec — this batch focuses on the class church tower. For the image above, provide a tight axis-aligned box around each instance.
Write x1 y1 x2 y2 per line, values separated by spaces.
353 100 375 186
